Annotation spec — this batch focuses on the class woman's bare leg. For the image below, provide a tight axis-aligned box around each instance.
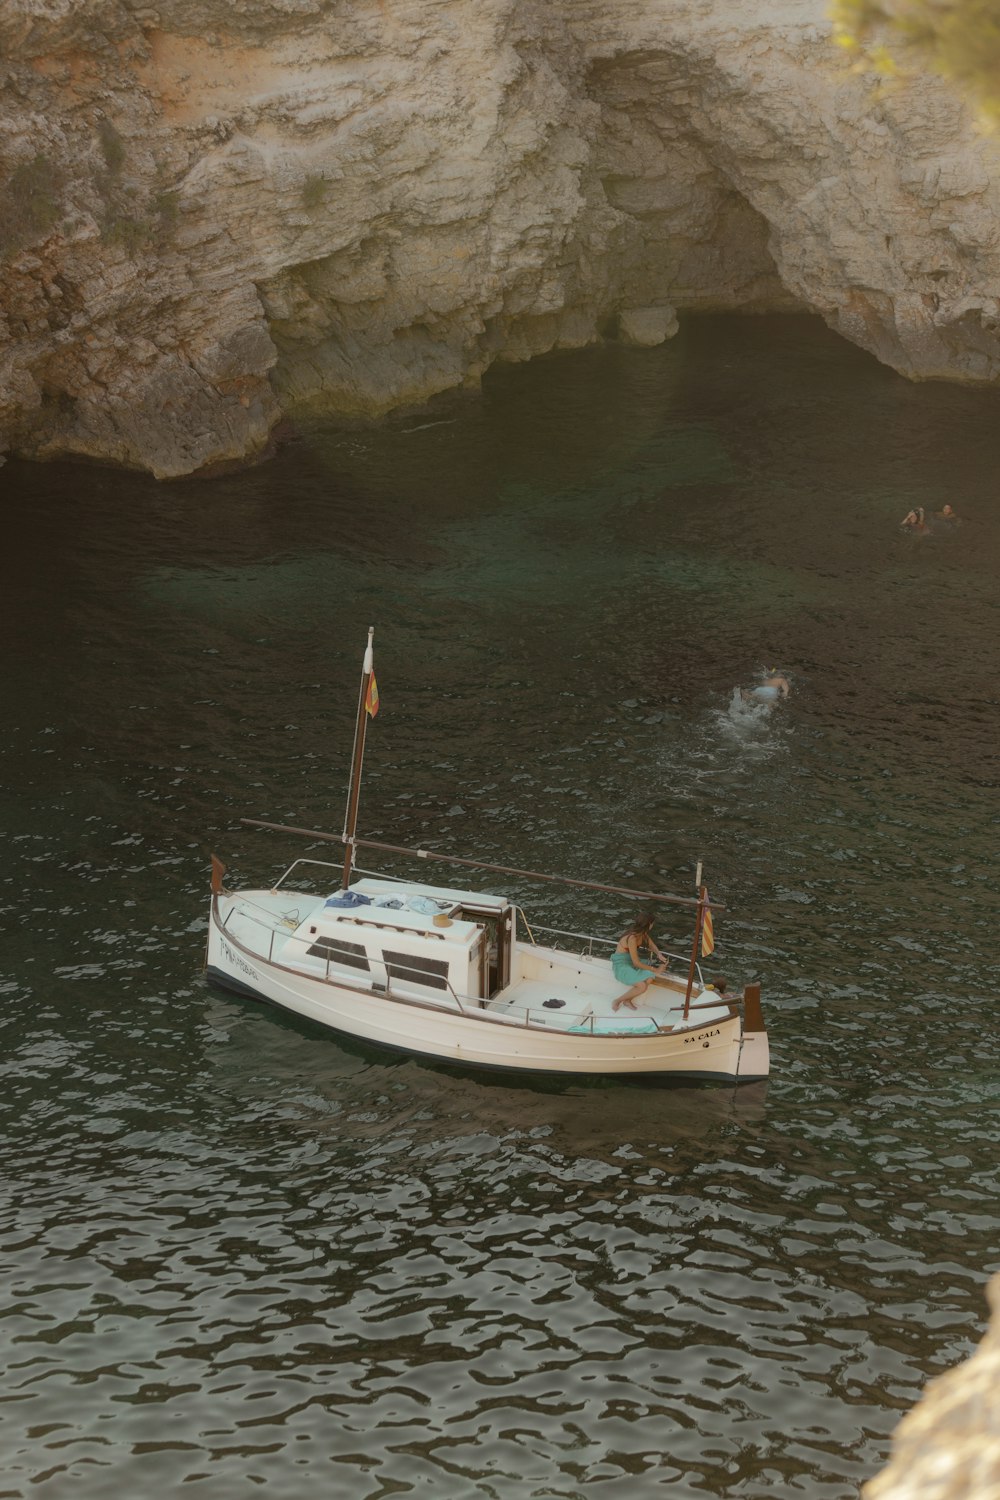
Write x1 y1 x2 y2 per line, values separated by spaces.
613 980 650 1011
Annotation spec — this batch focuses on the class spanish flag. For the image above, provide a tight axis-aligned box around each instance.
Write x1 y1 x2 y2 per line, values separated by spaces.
365 672 380 717
700 889 715 957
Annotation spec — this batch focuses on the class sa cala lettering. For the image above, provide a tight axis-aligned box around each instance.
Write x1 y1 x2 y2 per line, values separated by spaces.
684 1028 722 1048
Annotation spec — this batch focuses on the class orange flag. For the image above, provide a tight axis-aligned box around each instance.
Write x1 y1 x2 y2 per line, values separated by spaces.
700 889 715 957
365 672 380 717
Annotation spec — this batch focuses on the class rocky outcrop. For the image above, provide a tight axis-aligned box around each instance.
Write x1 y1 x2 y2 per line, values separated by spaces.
865 1272 1000 1500
2 0 1000 477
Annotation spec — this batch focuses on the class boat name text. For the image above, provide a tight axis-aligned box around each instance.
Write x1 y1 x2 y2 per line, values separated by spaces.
221 938 259 982
684 1028 721 1046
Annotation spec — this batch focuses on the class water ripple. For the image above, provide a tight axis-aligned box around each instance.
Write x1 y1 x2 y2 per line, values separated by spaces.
3 317 1000 1496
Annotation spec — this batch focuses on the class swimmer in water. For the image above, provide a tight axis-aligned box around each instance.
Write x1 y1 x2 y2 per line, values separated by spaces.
933 503 961 528
740 671 791 706
901 507 930 534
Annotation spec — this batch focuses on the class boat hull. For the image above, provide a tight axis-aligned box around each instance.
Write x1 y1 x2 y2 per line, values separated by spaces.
206 910 768 1083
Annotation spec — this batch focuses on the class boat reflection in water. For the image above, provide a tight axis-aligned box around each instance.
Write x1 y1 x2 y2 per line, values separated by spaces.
199 990 771 1163
206 630 770 1087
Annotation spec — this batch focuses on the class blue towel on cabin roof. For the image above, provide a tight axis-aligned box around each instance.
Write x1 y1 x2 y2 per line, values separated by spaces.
324 892 371 909
407 895 443 914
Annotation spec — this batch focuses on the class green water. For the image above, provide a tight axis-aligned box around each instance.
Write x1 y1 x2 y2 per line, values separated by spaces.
1 314 998 1498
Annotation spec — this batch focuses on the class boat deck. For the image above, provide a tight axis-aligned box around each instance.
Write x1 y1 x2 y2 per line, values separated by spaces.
214 888 733 1037
486 975 726 1035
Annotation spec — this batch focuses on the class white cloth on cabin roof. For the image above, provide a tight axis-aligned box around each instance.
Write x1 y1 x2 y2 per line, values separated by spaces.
407 895 443 914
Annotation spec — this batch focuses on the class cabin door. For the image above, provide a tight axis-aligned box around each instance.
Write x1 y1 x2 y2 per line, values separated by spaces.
456 904 513 1000
496 905 513 993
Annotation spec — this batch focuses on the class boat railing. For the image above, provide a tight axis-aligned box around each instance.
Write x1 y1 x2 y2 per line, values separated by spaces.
521 918 614 954
516 915 697 978
352 864 411 886
271 859 473 895
218 894 303 952
270 856 343 892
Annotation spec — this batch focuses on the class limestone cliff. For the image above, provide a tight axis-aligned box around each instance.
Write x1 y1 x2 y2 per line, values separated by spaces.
2 0 1000 478
865 1271 1000 1500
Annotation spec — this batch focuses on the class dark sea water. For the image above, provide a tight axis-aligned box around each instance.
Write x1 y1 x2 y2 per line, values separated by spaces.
1 314 999 1499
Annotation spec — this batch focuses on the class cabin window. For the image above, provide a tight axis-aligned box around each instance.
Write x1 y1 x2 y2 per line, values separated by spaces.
382 949 449 991
307 936 370 971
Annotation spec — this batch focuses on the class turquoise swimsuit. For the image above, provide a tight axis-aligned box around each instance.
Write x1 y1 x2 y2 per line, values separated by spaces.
612 950 648 984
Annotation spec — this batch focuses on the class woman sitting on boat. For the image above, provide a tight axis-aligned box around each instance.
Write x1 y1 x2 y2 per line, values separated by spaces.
611 913 669 1011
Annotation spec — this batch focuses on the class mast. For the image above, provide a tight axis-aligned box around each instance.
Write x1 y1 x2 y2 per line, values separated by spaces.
683 883 708 1019
341 626 375 889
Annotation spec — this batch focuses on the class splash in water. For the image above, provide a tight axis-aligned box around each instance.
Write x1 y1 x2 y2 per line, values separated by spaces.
701 688 783 759
727 685 774 724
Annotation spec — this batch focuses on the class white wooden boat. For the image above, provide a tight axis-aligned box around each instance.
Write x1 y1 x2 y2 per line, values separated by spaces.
205 632 770 1084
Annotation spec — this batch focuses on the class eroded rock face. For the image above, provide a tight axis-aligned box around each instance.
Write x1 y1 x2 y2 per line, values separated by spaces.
2 0 1000 476
865 1272 1000 1500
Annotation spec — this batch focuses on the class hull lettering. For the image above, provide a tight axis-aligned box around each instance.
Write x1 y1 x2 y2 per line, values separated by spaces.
684 1028 722 1046
221 937 260 984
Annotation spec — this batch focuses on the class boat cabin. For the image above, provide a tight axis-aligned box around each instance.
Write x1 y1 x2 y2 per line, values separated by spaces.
287 877 514 1005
